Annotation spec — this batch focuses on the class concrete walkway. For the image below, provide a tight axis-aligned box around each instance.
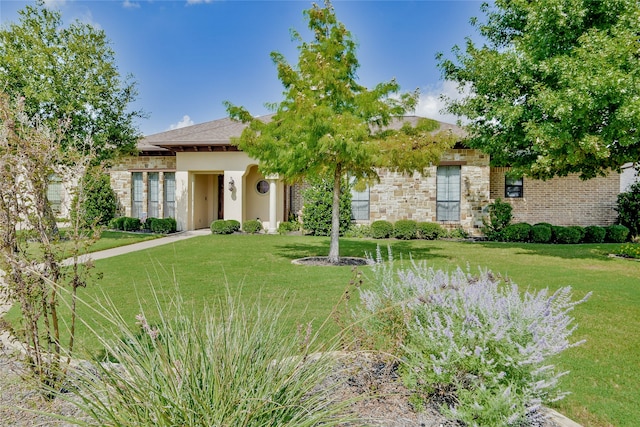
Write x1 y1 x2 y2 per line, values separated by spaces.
62 228 211 265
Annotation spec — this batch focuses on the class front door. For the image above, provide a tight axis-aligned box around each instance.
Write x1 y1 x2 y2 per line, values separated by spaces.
217 174 224 219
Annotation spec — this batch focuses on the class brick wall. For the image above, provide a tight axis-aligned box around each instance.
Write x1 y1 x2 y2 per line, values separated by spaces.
490 167 620 226
109 155 176 218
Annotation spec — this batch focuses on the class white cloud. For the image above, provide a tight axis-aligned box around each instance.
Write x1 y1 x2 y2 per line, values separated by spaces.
415 80 470 125
42 0 66 9
123 0 141 9
186 0 216 4
168 115 194 130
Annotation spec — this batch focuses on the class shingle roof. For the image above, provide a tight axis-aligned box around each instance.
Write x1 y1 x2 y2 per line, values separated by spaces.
137 114 466 152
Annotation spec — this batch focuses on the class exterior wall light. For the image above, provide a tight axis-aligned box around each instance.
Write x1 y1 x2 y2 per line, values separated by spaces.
228 177 235 192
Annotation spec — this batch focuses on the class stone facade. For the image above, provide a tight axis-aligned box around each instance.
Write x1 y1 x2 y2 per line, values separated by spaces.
109 155 176 218
490 167 620 226
368 149 491 235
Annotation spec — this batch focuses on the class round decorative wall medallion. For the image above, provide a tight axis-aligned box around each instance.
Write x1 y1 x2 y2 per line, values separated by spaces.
256 179 269 194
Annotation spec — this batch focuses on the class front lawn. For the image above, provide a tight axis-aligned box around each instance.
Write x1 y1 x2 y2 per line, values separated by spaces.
10 234 639 426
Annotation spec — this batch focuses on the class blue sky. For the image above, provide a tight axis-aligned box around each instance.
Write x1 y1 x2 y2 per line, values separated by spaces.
1 0 485 136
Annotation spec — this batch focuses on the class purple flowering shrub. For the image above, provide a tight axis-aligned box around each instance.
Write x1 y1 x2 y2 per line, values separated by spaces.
356 248 590 426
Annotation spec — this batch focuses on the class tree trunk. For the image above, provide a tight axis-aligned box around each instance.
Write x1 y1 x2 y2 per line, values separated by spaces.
328 164 342 264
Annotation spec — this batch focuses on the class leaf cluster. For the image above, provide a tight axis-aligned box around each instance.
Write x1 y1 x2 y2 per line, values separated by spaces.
439 0 640 179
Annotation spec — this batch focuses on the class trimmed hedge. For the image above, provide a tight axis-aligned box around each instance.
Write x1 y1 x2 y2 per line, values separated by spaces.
211 220 236 235
278 221 300 234
243 220 263 234
417 222 445 240
502 222 532 242
145 217 177 234
227 220 241 232
123 217 141 232
109 217 127 231
605 225 629 243
584 226 606 243
552 226 584 244
370 220 393 239
531 223 552 243
393 220 418 240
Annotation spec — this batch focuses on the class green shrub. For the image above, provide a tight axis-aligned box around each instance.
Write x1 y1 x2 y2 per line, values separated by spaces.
243 219 263 234
353 252 589 427
616 182 640 237
530 223 552 243
149 218 177 234
278 221 300 234
109 216 127 231
301 177 352 236
370 220 393 239
210 220 234 235
416 222 444 240
393 220 418 240
584 226 606 243
227 219 241 232
122 217 141 232
502 222 531 242
64 288 352 426
73 168 118 228
344 224 371 238
482 199 513 240
446 227 469 240
606 224 630 243
552 225 583 244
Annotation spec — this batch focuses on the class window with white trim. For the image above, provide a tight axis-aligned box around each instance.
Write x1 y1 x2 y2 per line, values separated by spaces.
132 172 143 219
436 166 461 221
148 172 159 218
164 173 176 218
47 174 63 214
350 178 370 220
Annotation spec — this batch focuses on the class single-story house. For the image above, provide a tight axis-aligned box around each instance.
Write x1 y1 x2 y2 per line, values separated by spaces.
106 115 622 235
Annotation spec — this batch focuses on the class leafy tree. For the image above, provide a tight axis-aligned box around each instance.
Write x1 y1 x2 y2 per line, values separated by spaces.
0 1 143 162
226 0 454 263
439 0 640 179
75 167 118 228
302 177 352 236
616 181 640 237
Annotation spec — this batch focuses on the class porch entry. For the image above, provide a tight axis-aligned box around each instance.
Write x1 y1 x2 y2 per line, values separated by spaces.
192 173 223 229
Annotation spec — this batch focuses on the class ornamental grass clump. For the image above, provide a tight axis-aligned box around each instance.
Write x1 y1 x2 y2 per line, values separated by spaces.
54 287 354 427
354 248 590 426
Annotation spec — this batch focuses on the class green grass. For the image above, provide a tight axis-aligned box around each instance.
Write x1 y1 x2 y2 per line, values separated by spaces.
7 234 639 426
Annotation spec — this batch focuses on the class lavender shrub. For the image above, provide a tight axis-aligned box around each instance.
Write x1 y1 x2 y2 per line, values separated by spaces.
356 248 590 426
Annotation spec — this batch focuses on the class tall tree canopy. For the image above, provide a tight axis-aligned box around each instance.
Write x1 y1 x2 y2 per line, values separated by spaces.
0 2 143 162
226 0 453 263
439 0 640 179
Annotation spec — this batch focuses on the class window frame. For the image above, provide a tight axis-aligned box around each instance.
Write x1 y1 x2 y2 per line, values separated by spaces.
436 165 461 222
505 175 524 198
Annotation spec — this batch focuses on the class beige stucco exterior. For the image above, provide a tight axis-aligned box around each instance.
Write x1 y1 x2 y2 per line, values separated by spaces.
110 151 285 232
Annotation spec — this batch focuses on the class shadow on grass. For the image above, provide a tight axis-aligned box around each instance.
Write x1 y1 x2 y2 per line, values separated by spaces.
474 241 620 261
275 237 450 262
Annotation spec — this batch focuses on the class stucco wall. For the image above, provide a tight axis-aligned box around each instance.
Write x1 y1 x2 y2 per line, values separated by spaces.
368 149 490 234
489 167 620 226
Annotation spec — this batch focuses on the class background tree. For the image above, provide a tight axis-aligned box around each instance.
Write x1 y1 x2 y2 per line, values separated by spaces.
0 1 143 162
438 0 640 179
226 0 454 263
